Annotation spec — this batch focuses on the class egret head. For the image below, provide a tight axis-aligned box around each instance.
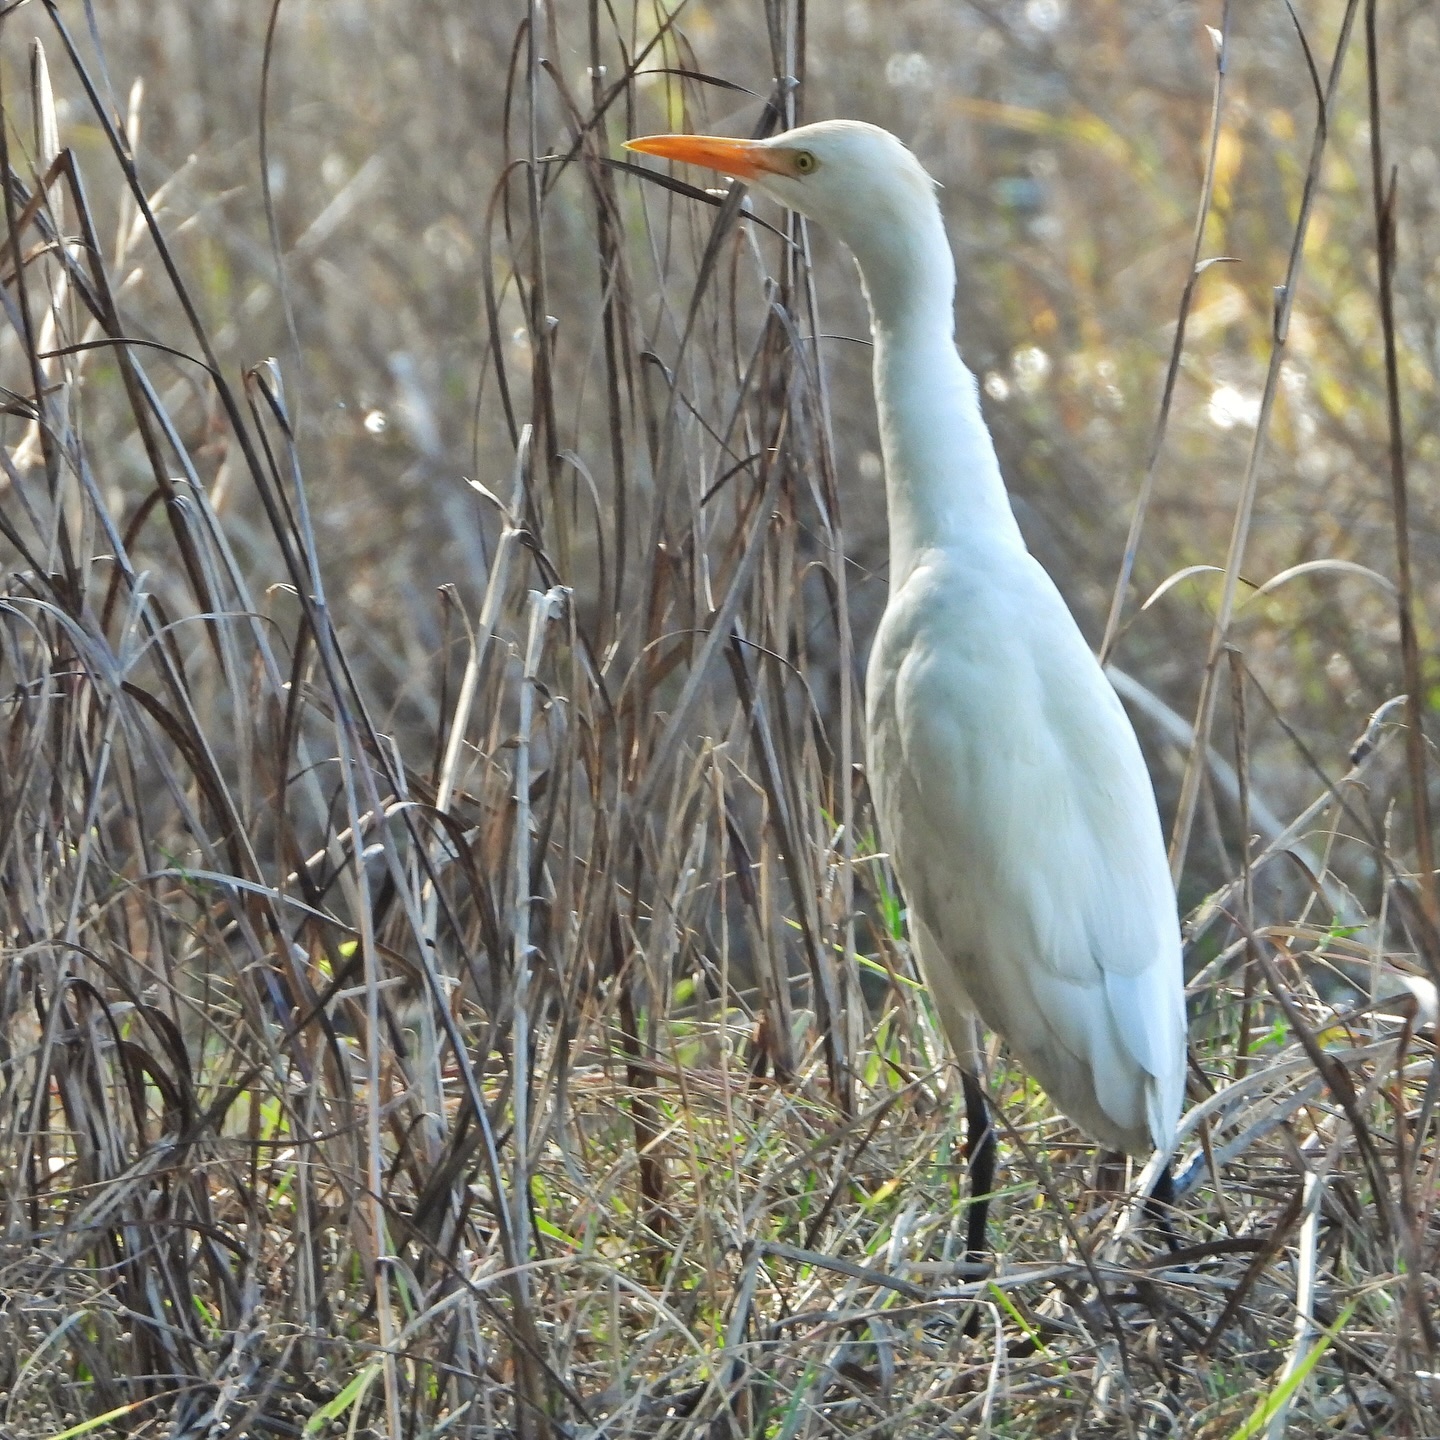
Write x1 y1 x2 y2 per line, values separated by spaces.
627 120 935 233
624 120 950 324
625 120 950 323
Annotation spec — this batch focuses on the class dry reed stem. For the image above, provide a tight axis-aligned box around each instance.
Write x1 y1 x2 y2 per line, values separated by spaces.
0 2 1435 1437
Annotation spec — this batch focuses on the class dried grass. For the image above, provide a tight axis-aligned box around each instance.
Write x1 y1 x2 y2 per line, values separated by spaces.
0 2 1436 1437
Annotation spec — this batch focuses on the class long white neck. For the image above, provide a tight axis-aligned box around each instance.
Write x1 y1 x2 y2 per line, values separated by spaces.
850 205 1025 587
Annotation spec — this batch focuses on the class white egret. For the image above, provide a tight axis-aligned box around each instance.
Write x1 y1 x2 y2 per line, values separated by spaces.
626 121 1188 1260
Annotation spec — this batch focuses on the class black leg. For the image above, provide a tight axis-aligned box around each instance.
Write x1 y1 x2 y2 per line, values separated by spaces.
1093 1148 1126 1195
1145 1159 1182 1254
960 1070 995 1259
1149 1161 1175 1208
960 1069 996 1336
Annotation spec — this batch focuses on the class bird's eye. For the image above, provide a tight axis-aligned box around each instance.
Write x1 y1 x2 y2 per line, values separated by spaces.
793 150 819 175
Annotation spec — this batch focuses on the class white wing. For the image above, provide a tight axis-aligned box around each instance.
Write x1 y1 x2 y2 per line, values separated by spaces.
868 546 1187 1155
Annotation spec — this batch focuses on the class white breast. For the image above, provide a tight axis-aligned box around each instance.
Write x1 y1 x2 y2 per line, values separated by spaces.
867 545 1186 1155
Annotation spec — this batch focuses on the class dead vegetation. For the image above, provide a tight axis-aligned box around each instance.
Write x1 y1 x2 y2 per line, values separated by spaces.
0 1 1437 1436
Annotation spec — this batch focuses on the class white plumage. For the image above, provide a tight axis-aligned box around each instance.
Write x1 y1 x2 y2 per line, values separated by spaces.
627 121 1186 1177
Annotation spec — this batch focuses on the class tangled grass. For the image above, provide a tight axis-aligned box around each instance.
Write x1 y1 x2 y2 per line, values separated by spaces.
1 2 1436 1437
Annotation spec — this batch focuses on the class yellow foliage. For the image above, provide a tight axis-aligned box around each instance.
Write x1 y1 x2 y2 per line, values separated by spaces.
1213 126 1244 209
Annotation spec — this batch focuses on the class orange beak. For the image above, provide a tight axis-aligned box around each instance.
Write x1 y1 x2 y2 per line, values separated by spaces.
624 133 785 182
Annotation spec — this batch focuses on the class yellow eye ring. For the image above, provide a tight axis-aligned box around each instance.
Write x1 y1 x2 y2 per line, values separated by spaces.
793 150 818 175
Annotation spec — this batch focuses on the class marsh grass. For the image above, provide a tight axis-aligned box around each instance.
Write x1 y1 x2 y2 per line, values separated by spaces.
0 2 1436 1437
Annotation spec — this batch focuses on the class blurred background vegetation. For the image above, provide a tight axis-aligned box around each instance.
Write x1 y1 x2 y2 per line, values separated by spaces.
3 0 1438 1435
17 0 1438 890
